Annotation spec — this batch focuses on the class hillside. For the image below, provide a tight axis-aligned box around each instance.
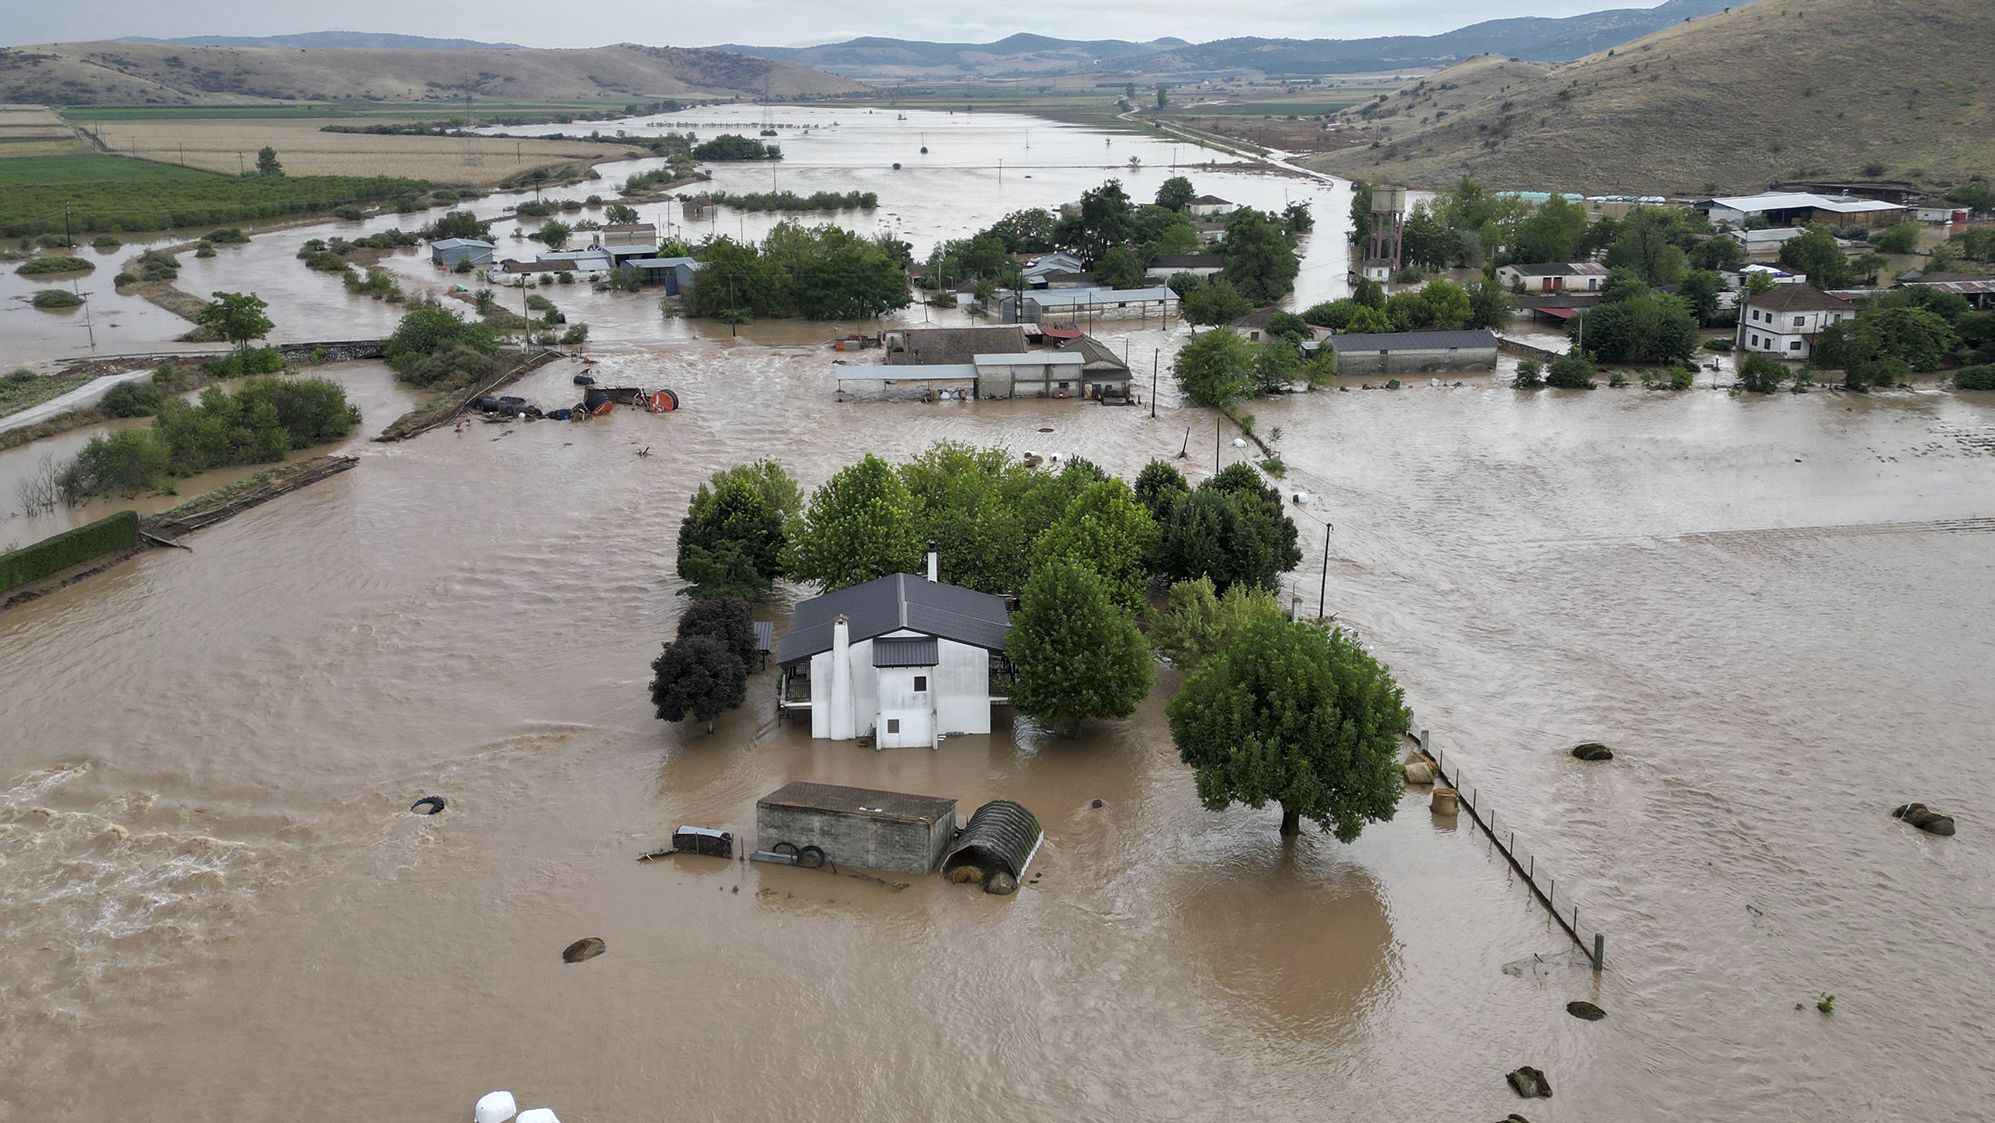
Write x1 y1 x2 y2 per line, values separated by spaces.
712 1 1729 80
0 42 864 106
1306 0 1995 194
119 32 526 51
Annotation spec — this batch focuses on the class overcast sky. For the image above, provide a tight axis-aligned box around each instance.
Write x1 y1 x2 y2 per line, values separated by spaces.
8 1 1643 49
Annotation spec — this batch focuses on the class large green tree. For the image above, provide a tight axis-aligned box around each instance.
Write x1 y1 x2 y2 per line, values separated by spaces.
1570 292 1699 364
1169 615 1410 839
1030 479 1158 615
1149 577 1285 669
196 291 273 353
1008 560 1154 737
1181 277 1252 327
649 635 748 733
898 442 1035 596
1058 179 1136 266
1219 207 1301 303
677 466 794 600
1173 327 1254 407
1154 465 1301 592
1156 176 1196 212
1776 226 1853 289
1093 245 1145 290
784 454 924 592
1507 193 1587 264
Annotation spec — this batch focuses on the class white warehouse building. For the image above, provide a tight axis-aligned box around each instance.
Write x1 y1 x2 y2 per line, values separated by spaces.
776 549 1012 749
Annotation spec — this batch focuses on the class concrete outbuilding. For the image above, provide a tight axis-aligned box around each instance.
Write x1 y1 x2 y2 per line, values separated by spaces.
1328 329 1499 375
756 782 958 874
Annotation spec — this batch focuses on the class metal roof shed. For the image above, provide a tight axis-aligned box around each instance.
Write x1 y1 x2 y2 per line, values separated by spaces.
943 800 1043 893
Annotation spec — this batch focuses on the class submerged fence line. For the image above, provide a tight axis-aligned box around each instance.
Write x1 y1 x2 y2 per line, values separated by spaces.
1419 730 1605 970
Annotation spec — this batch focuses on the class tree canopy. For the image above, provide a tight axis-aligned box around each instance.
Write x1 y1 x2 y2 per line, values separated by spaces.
649 634 748 733
195 291 273 351
1008 559 1153 737
1173 327 1254 407
1153 464 1302 593
1149 577 1285 669
1169 615 1411 840
678 462 799 600
1219 207 1301 303
784 454 924 592
1571 291 1699 364
1777 226 1852 289
688 223 911 321
1156 176 1196 212
1030 478 1158 615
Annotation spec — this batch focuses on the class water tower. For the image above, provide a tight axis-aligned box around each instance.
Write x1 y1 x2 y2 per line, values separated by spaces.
1360 186 1408 284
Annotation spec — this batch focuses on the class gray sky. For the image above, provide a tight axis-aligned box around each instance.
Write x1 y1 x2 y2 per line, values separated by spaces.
8 1 1637 49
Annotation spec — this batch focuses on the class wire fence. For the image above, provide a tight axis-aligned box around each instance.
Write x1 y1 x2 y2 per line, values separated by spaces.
1421 730 1605 970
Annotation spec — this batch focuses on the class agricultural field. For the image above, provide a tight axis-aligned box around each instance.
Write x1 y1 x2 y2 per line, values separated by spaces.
0 104 86 156
76 115 643 186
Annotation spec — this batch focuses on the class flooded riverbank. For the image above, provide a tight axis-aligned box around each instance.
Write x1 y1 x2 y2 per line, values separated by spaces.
3 332 1993 1119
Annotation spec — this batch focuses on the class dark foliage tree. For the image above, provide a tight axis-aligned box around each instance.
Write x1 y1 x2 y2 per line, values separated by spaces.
649 635 748 733
1219 207 1301 303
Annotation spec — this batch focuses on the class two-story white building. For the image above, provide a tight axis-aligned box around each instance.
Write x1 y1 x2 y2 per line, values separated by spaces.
1187 194 1238 218
1736 284 1857 360
1495 262 1610 294
776 550 1011 749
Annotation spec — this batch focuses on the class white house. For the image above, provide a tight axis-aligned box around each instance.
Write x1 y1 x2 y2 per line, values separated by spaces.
1144 253 1225 283
1736 284 1857 360
1694 192 1906 231
1495 262 1609 293
776 551 1010 749
1187 194 1237 218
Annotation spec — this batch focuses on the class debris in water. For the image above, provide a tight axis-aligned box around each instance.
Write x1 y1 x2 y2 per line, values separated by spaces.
1566 1000 1606 1021
409 795 446 816
562 937 606 963
1506 1066 1552 1098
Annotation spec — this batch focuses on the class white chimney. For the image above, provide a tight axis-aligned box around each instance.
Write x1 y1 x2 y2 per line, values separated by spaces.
925 540 939 583
829 614 854 741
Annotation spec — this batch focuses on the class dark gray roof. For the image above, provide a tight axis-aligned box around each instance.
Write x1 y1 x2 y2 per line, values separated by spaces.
1742 284 1857 313
1057 334 1131 374
759 782 956 825
753 621 773 654
1146 253 1224 269
777 573 1010 666
887 326 1027 365
1329 329 1500 352
873 637 939 667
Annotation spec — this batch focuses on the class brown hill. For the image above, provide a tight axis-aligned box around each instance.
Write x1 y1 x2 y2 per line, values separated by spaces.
1306 0 1994 194
0 42 865 105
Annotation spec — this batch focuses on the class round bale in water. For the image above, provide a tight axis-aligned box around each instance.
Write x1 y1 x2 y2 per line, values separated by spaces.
474 1090 518 1123
942 800 1042 894
1431 787 1460 816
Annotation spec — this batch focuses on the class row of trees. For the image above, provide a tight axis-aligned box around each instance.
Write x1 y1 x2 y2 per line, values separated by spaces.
685 222 912 321
1297 274 1509 337
1172 326 1336 407
1808 284 1993 389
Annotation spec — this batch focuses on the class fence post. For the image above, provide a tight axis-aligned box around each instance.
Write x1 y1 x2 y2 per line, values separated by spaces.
1528 854 1534 879
1593 932 1605 970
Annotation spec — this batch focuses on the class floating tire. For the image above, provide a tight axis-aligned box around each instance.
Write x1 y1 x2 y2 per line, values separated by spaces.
573 374 596 386
410 795 447 816
797 845 826 870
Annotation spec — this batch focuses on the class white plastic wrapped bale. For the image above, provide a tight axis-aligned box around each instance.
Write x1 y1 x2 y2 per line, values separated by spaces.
517 1110 563 1123
474 1090 518 1123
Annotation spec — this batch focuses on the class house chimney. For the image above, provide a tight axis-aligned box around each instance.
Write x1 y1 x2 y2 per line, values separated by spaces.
925 539 939 583
829 614 854 741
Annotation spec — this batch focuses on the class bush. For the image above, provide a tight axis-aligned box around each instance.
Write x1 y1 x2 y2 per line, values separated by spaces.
30 289 83 309
207 346 286 379
113 271 137 287
1845 357 1909 391
1669 366 1696 390
101 380 165 417
1511 358 1543 388
91 235 121 250
333 206 366 221
194 244 216 258
1737 353 1789 393
1955 364 1995 390
58 431 173 498
1545 352 1597 389
1703 338 1734 352
131 250 179 282
15 255 93 276
204 228 250 245
1870 224 1919 254
0 510 141 592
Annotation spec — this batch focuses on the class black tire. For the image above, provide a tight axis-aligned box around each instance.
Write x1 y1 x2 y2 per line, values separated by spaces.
573 374 596 386
771 841 800 859
797 845 826 870
410 795 446 816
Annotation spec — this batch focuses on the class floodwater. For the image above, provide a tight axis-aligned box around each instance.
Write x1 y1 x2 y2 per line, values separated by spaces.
4 107 1995 1122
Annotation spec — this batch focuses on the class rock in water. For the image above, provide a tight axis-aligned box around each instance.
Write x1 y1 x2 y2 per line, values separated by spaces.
1566 1000 1606 1021
984 871 1018 896
1404 760 1436 784
562 937 606 963
1506 1067 1553 1098
1572 742 1614 761
1892 803 1956 835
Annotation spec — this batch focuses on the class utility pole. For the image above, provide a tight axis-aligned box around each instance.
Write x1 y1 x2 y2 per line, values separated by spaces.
62 204 72 248
1150 348 1159 418
1214 414 1221 474
1317 520 1334 620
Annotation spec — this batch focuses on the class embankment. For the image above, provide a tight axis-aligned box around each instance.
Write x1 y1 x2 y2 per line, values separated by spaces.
375 349 563 442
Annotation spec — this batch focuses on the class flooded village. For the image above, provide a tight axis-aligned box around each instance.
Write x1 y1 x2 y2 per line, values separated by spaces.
6 8 1995 1121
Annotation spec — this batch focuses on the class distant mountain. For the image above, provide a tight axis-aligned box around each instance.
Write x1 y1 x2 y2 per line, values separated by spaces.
1308 0 1995 194
120 31 525 51
714 0 1732 79
0 42 865 106
712 34 1191 78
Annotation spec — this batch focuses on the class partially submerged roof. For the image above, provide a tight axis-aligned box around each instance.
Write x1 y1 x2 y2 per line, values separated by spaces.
1057 334 1131 373
759 782 957 825
886 325 1027 365
1329 329 1500 352
1697 192 1905 215
973 352 1085 367
1025 285 1176 308
835 363 978 382
777 573 1010 666
1505 261 1606 276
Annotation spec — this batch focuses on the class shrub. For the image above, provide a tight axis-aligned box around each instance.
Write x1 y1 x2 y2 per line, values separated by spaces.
1703 338 1734 351
91 235 121 251
0 511 141 592
1511 358 1543 388
58 431 173 498
1608 371 1628 388
560 322 590 346
1738 353 1789 393
1669 366 1696 390
101 380 165 417
1955 364 1995 390
195 244 217 258
113 271 137 287
15 255 93 276
1545 352 1597 389
204 228 250 245
30 289 83 309
131 250 179 282
385 301 501 387
1845 357 1909 391
333 206 366 221
207 346 286 379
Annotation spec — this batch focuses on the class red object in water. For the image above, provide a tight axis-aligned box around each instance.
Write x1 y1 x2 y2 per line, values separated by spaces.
648 391 675 413
591 400 615 416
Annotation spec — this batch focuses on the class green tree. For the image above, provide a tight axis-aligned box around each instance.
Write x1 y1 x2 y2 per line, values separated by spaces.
1688 236 1745 271
899 442 1034 596
1174 327 1254 407
1604 207 1694 284
785 454 923 592
678 472 789 600
1398 204 1459 272
383 300 500 386
1871 223 1919 255
255 146 283 176
427 209 489 240
1571 292 1698 364
649 635 747 733
1156 176 1196 212
1031 479 1158 615
1348 182 1373 250
195 291 273 353
1093 245 1145 290
1545 351 1598 389
1154 465 1301 592
537 220 573 249
1417 278 1472 330
603 202 641 226
677 595 758 666
1149 577 1286 669
1250 339 1303 396
1283 200 1314 235
987 208 1059 253
1815 306 1959 373
1133 459 1190 518
1181 276 1251 326
1507 193 1586 264
1465 273 1511 329
1219 207 1301 303
1677 270 1725 326
1776 226 1852 289
1168 615 1410 840
1738 352 1789 393
1008 560 1154 737
1059 179 1135 267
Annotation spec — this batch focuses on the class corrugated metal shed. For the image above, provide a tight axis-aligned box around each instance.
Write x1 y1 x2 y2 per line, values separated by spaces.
943 800 1043 883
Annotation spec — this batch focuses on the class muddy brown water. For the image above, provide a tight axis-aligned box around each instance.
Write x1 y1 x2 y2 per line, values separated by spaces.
3 335 1994 1120
4 108 1994 1121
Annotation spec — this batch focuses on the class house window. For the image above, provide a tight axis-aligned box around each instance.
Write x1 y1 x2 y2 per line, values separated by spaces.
1749 334 1759 347
1057 382 1071 391
1789 340 1803 351
1793 316 1805 328
914 676 927 693
887 718 901 734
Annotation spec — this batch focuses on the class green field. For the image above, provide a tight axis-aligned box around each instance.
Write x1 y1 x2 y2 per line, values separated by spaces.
0 152 429 237
62 99 672 123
